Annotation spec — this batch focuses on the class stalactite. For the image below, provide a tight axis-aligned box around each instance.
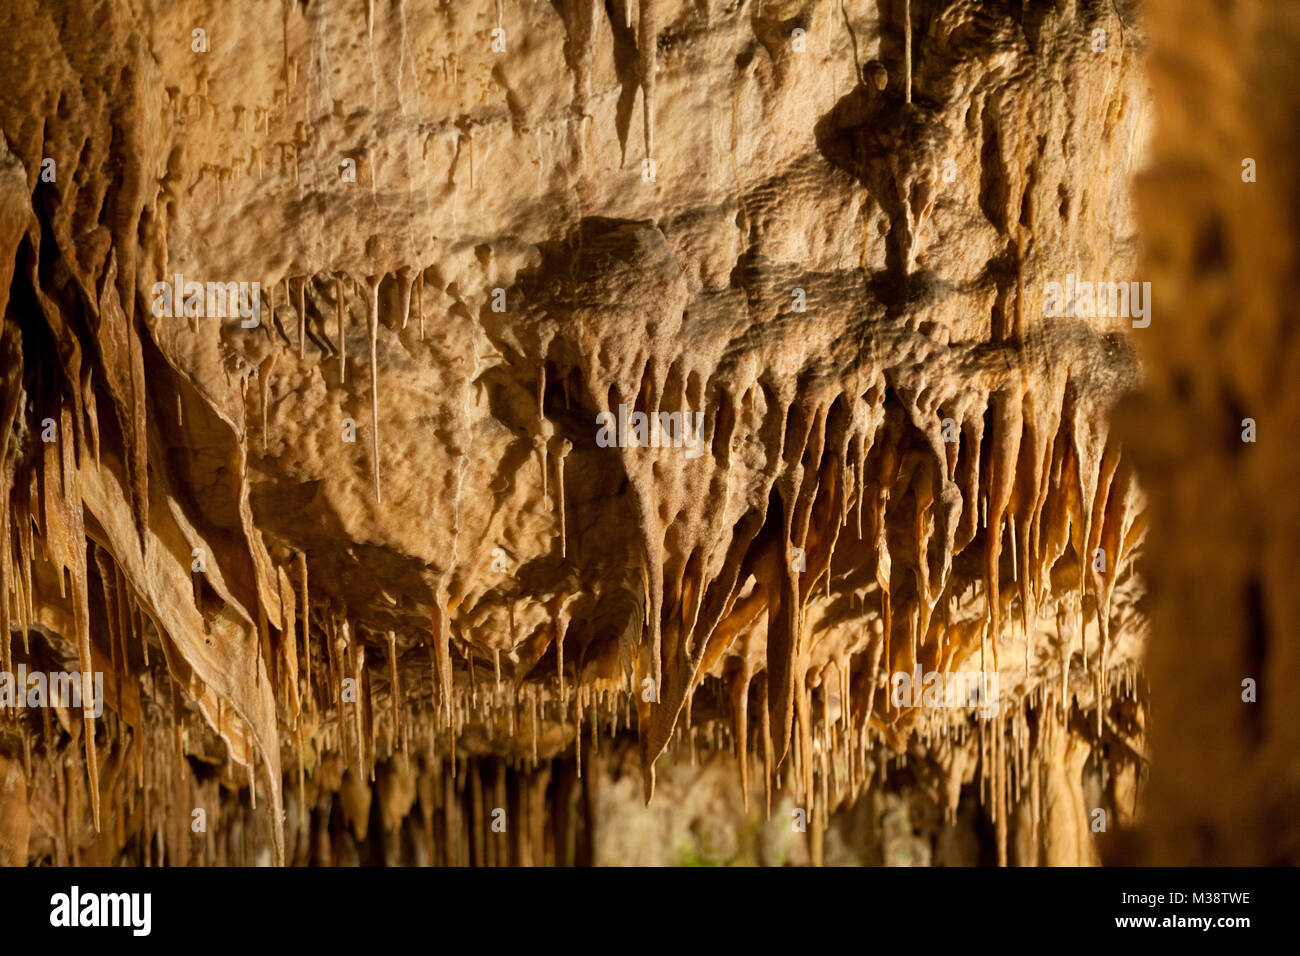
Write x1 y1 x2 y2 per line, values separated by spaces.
366 275 382 502
398 268 412 331
537 365 550 502
416 270 425 340
259 353 277 454
296 276 307 358
431 583 452 723
638 0 657 164
386 630 401 752
336 277 347 382
903 0 913 104
554 438 572 557
298 552 312 712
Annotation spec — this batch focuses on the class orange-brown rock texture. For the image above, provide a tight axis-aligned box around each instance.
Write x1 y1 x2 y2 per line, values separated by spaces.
0 0 1283 868
1124 0 1300 866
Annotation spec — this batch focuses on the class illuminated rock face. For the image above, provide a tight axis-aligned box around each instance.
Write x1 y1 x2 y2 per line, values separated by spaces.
0 0 1156 865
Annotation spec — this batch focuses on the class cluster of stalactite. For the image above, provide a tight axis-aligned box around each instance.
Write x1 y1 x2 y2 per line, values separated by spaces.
0 298 1150 862
0 0 1153 865
4 655 1145 866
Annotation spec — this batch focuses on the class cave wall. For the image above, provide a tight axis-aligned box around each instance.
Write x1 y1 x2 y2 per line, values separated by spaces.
0 0 1159 865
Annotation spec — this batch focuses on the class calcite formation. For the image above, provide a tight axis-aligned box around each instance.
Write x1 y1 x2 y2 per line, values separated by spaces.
0 0 1158 865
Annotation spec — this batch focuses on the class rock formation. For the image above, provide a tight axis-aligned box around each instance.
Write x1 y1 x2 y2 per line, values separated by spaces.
0 0 1254 867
